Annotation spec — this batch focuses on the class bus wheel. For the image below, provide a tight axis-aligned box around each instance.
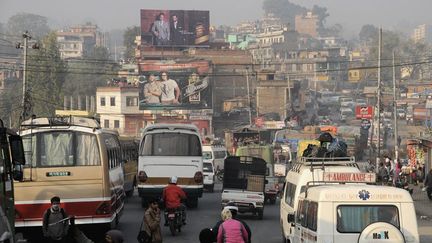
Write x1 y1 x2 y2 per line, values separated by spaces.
187 198 198 208
257 209 264 220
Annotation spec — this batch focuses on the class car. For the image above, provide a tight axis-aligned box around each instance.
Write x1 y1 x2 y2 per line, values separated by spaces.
202 161 215 192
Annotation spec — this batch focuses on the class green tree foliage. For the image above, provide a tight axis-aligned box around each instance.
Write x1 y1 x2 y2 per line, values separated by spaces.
27 32 67 116
262 0 307 25
6 13 50 39
123 26 140 62
63 46 117 97
312 5 329 29
359 24 379 43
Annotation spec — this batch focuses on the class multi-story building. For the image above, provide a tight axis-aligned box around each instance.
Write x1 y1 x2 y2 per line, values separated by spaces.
413 24 432 43
56 23 108 59
295 12 319 38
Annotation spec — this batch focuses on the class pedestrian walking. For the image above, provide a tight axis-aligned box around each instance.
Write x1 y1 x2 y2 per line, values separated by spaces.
424 169 432 200
42 196 70 243
139 197 162 243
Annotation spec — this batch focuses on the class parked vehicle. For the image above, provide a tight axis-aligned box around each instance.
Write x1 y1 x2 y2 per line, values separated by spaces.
221 156 266 219
340 108 354 122
397 108 406 119
202 144 228 172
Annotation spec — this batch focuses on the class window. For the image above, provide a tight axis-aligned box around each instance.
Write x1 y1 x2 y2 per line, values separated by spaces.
203 151 213 160
284 182 297 207
110 97 116 106
141 133 202 156
126 96 138 106
100 97 106 106
114 120 120 128
307 202 318 231
203 162 213 172
103 134 122 169
22 132 101 167
104 120 109 128
214 151 227 159
337 205 399 233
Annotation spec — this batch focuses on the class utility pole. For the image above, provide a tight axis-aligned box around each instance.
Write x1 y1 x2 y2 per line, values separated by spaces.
377 28 382 168
246 66 252 127
21 31 31 122
287 74 291 118
393 51 399 161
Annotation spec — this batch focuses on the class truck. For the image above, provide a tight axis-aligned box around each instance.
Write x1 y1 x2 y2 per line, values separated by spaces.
0 119 26 242
235 145 284 204
221 156 267 219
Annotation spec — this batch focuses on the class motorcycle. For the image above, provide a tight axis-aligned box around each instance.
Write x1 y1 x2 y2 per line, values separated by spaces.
394 173 414 195
216 169 224 182
164 208 184 236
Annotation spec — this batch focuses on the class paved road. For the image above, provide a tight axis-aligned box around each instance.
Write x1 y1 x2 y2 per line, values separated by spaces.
118 188 282 243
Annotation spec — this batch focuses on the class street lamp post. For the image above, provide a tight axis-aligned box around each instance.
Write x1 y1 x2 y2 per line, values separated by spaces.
246 67 252 127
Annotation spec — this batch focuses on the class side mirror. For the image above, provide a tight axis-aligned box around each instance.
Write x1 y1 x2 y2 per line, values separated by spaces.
287 213 295 223
265 179 269 184
13 163 24 181
9 135 26 165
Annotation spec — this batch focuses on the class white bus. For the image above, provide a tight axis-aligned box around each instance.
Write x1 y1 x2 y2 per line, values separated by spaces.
138 124 203 208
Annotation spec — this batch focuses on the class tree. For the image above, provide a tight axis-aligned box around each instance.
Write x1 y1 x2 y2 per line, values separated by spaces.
359 24 379 43
6 13 50 39
312 5 329 29
262 0 307 25
123 26 140 63
63 46 117 97
27 32 67 116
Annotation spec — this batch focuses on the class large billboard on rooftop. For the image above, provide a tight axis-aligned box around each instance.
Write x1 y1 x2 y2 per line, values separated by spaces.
140 9 210 47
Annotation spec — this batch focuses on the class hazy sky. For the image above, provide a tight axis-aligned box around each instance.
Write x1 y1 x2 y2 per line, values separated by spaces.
1 0 432 37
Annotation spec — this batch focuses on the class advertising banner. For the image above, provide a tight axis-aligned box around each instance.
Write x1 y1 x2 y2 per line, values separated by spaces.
355 105 373 119
140 9 210 47
138 60 212 110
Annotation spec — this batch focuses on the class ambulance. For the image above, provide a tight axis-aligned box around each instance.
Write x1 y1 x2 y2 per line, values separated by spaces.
280 157 361 243
290 182 419 243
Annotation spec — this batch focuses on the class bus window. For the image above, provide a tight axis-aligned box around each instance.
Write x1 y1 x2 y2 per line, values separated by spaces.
141 133 202 156
76 133 100 166
40 132 74 167
284 182 296 207
307 202 318 231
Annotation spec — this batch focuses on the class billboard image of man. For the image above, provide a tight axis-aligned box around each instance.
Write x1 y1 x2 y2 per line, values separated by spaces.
144 74 162 104
151 13 170 45
170 14 185 45
160 72 180 104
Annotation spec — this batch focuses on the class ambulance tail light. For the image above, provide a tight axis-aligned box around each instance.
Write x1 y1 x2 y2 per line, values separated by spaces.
194 171 203 184
138 171 148 183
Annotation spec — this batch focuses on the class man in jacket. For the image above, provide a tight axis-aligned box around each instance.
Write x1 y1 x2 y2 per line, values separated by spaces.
424 169 432 200
42 196 70 243
151 13 170 45
141 198 162 243
162 176 187 225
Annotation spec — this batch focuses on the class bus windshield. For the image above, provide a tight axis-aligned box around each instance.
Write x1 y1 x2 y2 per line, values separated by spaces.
23 131 101 167
140 133 202 156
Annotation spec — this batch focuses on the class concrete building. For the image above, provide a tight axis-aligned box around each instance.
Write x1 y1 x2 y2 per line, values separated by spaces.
295 12 319 38
56 23 108 59
413 24 432 43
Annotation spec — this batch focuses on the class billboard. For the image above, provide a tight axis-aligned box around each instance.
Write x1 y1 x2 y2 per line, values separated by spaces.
140 9 210 47
138 60 212 110
355 106 373 119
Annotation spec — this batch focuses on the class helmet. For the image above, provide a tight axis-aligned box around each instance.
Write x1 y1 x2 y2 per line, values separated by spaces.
224 202 238 213
169 176 178 184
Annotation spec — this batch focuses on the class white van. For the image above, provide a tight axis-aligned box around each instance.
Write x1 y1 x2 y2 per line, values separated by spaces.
290 184 419 243
202 145 228 171
280 157 361 243
138 124 203 208
203 161 215 192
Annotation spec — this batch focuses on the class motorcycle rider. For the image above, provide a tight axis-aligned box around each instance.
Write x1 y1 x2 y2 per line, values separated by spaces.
211 202 251 243
162 176 187 225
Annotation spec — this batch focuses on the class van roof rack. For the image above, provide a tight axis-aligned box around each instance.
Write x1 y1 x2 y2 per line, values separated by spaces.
20 116 100 130
303 180 375 198
144 124 199 133
290 156 358 173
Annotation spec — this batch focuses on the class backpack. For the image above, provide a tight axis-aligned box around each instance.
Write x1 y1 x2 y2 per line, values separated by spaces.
43 208 67 228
